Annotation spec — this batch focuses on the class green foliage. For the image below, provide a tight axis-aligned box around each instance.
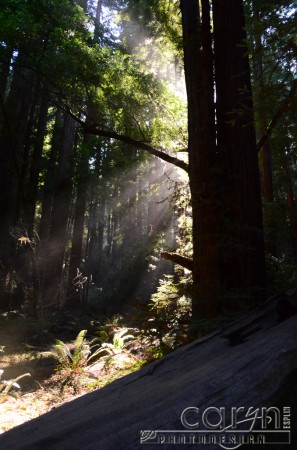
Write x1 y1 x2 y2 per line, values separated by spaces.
147 275 191 350
266 253 297 294
1 0 185 134
118 0 183 58
52 327 136 374
110 328 134 352
52 330 101 372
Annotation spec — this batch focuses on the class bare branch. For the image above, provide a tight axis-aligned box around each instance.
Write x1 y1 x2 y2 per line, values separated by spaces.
62 105 189 172
161 251 193 271
257 80 297 153
86 125 189 172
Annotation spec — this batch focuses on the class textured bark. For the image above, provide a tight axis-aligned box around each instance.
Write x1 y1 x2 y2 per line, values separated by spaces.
0 290 296 450
213 0 266 306
180 0 219 322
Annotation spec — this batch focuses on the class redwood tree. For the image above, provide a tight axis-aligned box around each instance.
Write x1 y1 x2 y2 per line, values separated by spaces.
180 0 266 325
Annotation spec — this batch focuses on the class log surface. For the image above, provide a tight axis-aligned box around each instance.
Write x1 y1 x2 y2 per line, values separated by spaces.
1 290 297 449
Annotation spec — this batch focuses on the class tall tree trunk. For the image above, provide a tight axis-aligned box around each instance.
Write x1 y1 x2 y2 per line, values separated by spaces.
180 0 266 327
0 57 33 283
180 0 219 324
213 0 266 306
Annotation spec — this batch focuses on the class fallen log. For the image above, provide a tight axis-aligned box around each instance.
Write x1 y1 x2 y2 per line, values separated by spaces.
1 290 297 449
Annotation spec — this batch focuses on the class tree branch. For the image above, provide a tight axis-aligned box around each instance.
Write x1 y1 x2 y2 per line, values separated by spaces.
257 80 297 153
161 251 193 271
85 125 189 172
60 106 189 172
15 59 189 173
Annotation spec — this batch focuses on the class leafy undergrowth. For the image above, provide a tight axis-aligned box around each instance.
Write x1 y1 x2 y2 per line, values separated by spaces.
0 357 144 434
0 301 193 434
0 321 153 434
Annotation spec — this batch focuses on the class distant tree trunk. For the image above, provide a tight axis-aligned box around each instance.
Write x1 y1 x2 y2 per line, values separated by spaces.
67 0 101 308
106 207 114 259
136 175 146 239
0 45 12 100
23 93 49 235
282 155 297 258
94 0 102 41
86 195 105 284
41 114 76 307
84 147 105 288
67 135 90 308
38 109 63 243
261 135 276 255
17 84 41 225
251 1 277 256
212 0 266 306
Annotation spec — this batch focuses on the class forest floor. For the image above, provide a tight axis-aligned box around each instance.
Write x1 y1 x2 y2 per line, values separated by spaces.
0 312 150 434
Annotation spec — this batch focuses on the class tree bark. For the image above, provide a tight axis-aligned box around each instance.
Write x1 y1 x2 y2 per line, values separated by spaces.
213 0 266 307
0 55 34 282
180 0 219 323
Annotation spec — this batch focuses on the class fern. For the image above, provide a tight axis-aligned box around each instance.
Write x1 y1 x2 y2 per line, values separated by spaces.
0 370 31 402
113 329 134 352
51 328 136 374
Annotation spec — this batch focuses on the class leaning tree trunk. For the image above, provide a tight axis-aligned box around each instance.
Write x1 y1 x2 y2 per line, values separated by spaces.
213 0 266 308
1 290 297 450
